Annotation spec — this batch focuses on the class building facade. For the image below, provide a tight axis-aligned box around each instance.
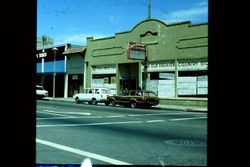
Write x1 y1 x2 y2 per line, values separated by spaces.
36 44 70 98
84 18 208 104
63 46 86 97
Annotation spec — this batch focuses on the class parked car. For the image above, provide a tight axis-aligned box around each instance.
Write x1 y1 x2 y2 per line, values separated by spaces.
36 85 48 99
107 89 160 108
73 88 113 105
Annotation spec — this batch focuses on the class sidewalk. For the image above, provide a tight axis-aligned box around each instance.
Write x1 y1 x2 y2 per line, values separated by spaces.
43 97 207 113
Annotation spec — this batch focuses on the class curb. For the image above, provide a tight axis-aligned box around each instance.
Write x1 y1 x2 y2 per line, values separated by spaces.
186 108 208 113
44 98 207 112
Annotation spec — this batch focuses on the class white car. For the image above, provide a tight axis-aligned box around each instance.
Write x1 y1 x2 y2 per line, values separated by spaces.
73 88 113 105
36 85 48 99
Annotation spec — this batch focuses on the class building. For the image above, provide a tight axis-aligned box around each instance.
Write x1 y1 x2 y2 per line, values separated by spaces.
36 43 70 98
84 18 208 106
62 46 86 97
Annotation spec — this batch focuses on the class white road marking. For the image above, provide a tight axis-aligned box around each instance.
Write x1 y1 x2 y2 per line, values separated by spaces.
37 116 104 120
169 116 207 121
36 138 132 165
127 114 141 117
144 113 190 116
43 110 91 116
105 115 125 118
146 120 166 123
127 113 198 118
37 111 71 117
37 121 143 128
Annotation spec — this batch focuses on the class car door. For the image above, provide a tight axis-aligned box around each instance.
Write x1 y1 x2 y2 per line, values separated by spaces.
86 88 94 102
78 89 88 101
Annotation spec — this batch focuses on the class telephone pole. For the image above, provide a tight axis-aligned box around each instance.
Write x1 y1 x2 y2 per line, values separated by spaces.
148 0 151 19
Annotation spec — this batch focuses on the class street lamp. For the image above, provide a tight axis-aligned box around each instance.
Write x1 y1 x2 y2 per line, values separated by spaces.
52 47 58 99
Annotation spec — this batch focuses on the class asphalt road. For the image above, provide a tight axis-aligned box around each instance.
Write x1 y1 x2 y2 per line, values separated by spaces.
36 100 207 166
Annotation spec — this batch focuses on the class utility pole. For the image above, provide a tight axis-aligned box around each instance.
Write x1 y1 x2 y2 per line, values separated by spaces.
148 0 151 19
52 47 58 99
41 35 47 86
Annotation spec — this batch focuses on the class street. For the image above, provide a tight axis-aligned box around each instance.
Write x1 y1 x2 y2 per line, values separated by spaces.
36 100 207 166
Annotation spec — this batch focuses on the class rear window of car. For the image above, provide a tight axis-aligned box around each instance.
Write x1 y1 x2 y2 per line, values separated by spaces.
36 86 44 90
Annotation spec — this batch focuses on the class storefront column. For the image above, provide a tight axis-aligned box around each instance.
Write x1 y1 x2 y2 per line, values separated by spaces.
138 62 143 89
41 58 45 86
116 63 120 94
174 59 179 98
84 62 88 89
64 55 68 97
64 73 68 98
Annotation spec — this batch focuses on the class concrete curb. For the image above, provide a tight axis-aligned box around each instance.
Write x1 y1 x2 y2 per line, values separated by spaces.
43 97 207 113
186 108 208 113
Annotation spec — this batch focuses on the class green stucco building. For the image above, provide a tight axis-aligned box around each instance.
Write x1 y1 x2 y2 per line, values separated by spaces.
84 18 208 106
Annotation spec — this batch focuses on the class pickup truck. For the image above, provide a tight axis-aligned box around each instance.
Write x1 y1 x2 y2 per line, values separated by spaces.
107 90 160 108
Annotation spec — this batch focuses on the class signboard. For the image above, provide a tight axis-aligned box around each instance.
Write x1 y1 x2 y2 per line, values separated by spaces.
127 42 146 60
92 65 116 74
36 52 47 58
142 61 208 72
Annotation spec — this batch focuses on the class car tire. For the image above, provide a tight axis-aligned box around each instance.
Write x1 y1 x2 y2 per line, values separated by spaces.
75 97 80 104
91 99 97 105
110 100 116 107
130 101 137 109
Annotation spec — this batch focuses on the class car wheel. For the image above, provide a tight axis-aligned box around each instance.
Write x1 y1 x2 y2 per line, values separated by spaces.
130 101 137 109
110 100 116 107
75 97 80 104
91 99 97 105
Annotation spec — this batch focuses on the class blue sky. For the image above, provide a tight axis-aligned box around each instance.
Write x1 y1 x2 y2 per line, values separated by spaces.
37 0 208 46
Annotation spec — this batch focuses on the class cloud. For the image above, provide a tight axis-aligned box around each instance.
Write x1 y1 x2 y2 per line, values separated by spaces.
163 2 208 24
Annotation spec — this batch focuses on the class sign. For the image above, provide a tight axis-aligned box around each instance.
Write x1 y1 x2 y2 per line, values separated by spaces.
178 61 208 71
92 65 116 74
36 52 47 58
127 42 146 60
142 61 208 72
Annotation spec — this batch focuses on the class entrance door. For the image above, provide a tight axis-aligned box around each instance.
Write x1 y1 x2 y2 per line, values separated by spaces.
120 79 137 90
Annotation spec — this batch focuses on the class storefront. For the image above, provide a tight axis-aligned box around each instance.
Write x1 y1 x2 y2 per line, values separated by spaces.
63 46 86 97
84 18 208 102
36 44 70 97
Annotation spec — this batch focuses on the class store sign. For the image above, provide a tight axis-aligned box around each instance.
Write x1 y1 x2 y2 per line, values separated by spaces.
142 61 207 72
178 62 208 71
127 42 146 60
92 65 116 74
143 62 175 72
36 52 47 58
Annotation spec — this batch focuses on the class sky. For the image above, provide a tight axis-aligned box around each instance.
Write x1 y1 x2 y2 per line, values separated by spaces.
37 0 208 46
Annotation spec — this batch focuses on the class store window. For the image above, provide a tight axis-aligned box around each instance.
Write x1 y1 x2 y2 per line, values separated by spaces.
178 70 207 97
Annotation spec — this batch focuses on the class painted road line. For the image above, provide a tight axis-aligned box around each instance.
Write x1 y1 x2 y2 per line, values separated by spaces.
37 116 104 120
37 120 143 128
144 113 192 116
169 116 207 121
36 138 132 165
127 113 196 117
37 111 71 117
127 114 141 117
43 110 91 116
146 120 166 123
105 115 125 118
